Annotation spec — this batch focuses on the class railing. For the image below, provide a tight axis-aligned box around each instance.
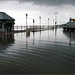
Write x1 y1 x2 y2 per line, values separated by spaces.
14 26 26 31
14 25 55 31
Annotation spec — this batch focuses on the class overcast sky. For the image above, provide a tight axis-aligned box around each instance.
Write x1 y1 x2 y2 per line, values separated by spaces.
0 0 75 26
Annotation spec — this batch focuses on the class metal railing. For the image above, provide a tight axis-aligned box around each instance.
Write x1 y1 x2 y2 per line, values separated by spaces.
14 25 55 31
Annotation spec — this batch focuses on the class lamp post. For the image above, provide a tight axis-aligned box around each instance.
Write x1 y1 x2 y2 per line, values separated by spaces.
26 13 28 30
48 18 49 29
54 12 58 27
54 12 58 42
33 19 35 32
39 16 41 31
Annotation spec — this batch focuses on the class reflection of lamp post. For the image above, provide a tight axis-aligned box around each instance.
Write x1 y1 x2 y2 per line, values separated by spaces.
33 31 35 45
26 13 28 30
39 16 41 31
54 12 58 27
53 19 54 26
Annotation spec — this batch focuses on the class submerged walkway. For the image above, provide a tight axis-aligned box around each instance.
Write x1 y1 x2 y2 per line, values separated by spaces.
0 25 55 35
0 30 26 35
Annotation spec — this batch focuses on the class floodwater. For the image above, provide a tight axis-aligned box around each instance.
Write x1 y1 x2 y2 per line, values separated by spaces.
0 27 75 74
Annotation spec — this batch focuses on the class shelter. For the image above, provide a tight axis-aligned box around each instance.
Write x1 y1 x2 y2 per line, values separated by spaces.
0 12 15 32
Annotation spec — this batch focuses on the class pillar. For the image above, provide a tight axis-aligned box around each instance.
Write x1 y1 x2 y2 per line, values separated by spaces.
11 23 14 31
2 23 5 32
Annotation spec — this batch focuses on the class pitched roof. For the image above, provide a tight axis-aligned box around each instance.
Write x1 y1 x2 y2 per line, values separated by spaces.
0 12 15 21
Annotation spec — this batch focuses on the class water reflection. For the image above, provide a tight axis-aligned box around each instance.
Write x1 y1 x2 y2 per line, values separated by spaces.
39 31 41 44
69 31 72 47
26 31 30 38
0 34 15 52
26 31 30 48
54 27 57 42
63 31 75 42
63 31 75 47
0 34 15 45
15 27 75 47
33 32 35 45
0 28 75 74
48 30 49 41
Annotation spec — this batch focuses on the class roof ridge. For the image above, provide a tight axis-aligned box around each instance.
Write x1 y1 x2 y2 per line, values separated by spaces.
0 12 15 21
0 12 5 13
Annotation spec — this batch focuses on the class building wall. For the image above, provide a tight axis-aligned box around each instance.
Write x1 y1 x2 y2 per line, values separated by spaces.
0 20 15 32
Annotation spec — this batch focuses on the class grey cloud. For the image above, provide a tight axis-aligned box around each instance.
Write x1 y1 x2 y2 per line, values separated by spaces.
18 0 75 6
0 0 75 6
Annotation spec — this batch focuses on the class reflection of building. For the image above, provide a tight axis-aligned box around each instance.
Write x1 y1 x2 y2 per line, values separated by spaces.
0 12 15 32
0 34 15 45
63 31 75 42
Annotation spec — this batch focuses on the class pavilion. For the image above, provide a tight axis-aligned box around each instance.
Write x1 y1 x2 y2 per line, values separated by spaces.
0 12 15 32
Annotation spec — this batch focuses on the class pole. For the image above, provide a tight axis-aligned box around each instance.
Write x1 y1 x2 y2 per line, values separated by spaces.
33 19 35 32
48 18 49 29
26 13 28 30
39 16 41 31
54 12 58 42
54 12 58 27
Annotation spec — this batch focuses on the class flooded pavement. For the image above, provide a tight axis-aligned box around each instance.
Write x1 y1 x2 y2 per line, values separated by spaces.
0 27 75 74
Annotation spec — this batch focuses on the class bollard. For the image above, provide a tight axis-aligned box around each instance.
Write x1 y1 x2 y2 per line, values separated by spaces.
26 28 30 37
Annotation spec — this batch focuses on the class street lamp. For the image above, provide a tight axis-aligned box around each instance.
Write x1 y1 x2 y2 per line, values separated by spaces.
26 13 28 30
54 12 58 26
39 16 41 31
33 19 35 32
48 18 49 29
